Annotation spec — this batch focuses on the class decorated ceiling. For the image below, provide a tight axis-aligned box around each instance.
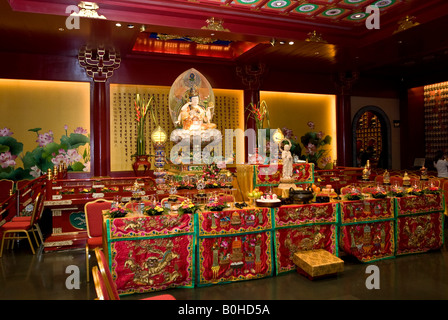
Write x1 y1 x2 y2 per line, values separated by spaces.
3 0 448 74
167 0 401 27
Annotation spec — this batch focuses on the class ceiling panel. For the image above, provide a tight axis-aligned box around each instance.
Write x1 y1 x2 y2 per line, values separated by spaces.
2 0 448 80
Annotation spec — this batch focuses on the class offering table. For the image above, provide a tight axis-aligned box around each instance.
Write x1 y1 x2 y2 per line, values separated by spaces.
196 207 274 287
339 197 395 263
273 202 338 274
394 193 445 256
103 213 196 295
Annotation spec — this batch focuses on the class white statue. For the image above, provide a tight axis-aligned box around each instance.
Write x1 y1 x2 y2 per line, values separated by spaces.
176 87 216 130
281 143 293 180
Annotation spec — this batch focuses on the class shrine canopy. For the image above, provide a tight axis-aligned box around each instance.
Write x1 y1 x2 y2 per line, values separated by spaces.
168 68 215 127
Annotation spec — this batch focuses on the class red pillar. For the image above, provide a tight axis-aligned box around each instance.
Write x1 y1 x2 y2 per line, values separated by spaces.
336 93 353 167
78 45 121 177
91 81 110 177
335 71 358 167
236 63 266 162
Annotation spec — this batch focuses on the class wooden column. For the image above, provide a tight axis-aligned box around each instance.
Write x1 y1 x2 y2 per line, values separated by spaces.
335 71 358 167
78 45 121 177
236 63 266 161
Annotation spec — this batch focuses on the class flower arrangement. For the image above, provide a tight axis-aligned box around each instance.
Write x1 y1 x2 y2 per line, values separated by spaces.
178 181 195 190
389 186 405 197
205 199 227 212
424 186 441 195
101 186 119 193
371 189 387 199
202 162 220 181
406 187 423 196
133 94 154 156
104 205 129 219
178 199 201 215
246 100 270 131
300 121 332 168
345 192 364 201
144 203 168 216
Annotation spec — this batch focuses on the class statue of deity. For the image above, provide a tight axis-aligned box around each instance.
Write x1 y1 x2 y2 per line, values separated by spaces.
281 142 293 180
176 87 217 130
169 68 218 132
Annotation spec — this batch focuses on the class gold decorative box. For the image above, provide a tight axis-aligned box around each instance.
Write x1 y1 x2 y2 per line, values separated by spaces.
293 249 344 280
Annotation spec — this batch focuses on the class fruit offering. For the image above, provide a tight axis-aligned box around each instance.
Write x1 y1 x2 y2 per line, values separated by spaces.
247 188 263 199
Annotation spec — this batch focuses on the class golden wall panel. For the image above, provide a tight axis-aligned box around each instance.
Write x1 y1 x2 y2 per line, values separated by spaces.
110 84 244 172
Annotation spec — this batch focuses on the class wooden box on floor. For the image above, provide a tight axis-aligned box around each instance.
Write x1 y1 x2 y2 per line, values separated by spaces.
293 249 344 280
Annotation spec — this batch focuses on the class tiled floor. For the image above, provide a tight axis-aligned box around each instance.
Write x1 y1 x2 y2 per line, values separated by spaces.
1 228 448 300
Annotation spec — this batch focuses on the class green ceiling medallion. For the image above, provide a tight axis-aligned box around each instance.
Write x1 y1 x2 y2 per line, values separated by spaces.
344 0 369 4
267 0 291 9
346 12 368 20
322 8 345 17
295 4 319 13
236 0 261 5
372 0 395 9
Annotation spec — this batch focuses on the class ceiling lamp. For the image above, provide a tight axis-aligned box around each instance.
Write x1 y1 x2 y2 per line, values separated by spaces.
305 30 327 43
393 16 420 34
70 2 106 19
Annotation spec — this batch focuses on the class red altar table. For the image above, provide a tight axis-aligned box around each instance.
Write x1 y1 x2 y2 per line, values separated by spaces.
103 213 195 295
273 202 338 274
394 194 445 255
339 198 395 263
196 207 274 287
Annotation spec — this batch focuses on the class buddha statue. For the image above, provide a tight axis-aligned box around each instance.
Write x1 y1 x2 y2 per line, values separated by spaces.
176 87 217 131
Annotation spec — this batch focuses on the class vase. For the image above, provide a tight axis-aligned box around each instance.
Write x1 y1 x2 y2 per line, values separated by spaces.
132 154 151 177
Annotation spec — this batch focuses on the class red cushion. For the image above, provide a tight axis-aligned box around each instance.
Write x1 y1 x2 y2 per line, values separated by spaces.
96 248 120 300
12 216 32 222
94 266 110 300
1 221 32 230
142 294 176 300
87 236 103 248
86 201 111 237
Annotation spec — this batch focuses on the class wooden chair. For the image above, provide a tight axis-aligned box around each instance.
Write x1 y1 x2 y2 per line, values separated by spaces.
430 178 441 188
390 176 403 187
374 175 384 185
0 192 42 257
84 199 112 282
94 247 176 300
92 265 108 300
12 189 46 245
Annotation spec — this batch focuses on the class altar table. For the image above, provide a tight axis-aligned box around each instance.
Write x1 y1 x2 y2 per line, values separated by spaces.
102 194 445 295
196 207 274 287
103 213 196 295
394 194 445 255
339 198 395 263
273 202 338 274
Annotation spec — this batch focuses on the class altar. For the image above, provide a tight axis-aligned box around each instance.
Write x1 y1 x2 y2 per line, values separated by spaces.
103 213 196 295
338 198 396 262
196 207 274 286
